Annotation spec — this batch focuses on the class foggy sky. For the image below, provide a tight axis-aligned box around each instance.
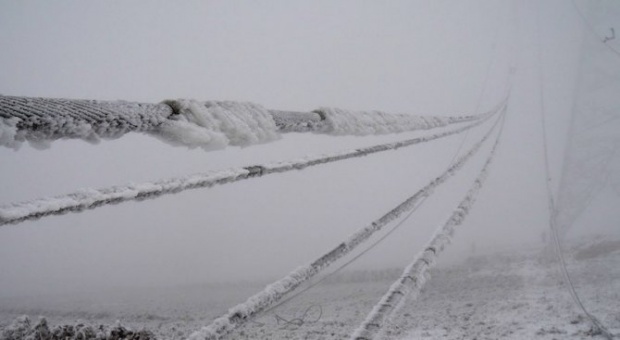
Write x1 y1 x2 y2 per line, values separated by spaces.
0 0 592 297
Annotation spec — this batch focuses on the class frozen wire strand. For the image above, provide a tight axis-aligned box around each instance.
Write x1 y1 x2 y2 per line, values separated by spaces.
186 110 505 340
255 99 507 324
0 95 487 149
0 96 174 148
0 110 497 227
250 180 432 322
242 119 500 328
249 117 494 317
245 117 484 324
351 112 507 340
0 102 505 227
535 8 614 339
192 113 503 340
570 0 620 61
232 40 509 326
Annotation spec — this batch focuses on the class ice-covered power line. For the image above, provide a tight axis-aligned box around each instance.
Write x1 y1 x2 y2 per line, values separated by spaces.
0 95 487 150
350 113 505 340
246 35 515 329
0 100 506 227
186 111 505 340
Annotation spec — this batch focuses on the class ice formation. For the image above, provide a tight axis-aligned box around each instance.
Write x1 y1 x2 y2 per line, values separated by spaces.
0 117 21 150
268 110 325 133
157 100 280 150
0 110 498 227
351 115 504 340
313 107 482 136
0 96 282 151
0 168 250 226
0 95 173 149
186 112 504 340
1 95 505 150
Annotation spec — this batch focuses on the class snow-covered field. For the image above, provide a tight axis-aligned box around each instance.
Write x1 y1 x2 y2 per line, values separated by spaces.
387 240 620 340
1 237 618 340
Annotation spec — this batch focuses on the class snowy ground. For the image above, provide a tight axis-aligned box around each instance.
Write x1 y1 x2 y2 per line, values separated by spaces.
1 237 618 340
386 240 620 340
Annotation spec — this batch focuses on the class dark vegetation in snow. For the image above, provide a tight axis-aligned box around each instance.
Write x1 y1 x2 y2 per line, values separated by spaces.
1 316 155 340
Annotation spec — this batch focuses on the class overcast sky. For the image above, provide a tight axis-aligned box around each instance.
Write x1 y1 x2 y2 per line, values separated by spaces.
0 0 601 298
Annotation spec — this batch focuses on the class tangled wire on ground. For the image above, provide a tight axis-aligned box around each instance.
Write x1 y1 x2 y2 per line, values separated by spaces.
249 304 323 330
274 305 323 330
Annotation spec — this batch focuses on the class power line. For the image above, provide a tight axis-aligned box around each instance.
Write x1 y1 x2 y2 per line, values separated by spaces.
251 33 508 327
351 111 507 340
0 102 505 227
0 95 486 150
246 180 431 325
447 37 496 166
187 112 505 340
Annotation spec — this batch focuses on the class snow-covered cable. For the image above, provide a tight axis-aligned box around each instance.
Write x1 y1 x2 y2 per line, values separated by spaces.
157 100 280 150
0 96 173 149
186 110 505 340
350 113 506 340
240 105 502 323
0 102 505 227
268 110 325 133
0 95 494 150
313 107 489 136
246 180 433 324
0 97 281 151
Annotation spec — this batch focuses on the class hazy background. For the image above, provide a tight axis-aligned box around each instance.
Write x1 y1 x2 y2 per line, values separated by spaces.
0 0 596 299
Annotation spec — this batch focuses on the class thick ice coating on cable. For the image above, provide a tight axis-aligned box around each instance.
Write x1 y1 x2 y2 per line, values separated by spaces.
0 112 497 227
0 117 21 150
314 107 467 136
1 95 498 150
157 100 280 150
0 96 175 149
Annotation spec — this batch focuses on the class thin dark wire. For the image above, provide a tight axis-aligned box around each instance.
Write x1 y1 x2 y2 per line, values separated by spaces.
449 7 503 166
570 0 620 61
535 7 614 339
448 41 496 165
